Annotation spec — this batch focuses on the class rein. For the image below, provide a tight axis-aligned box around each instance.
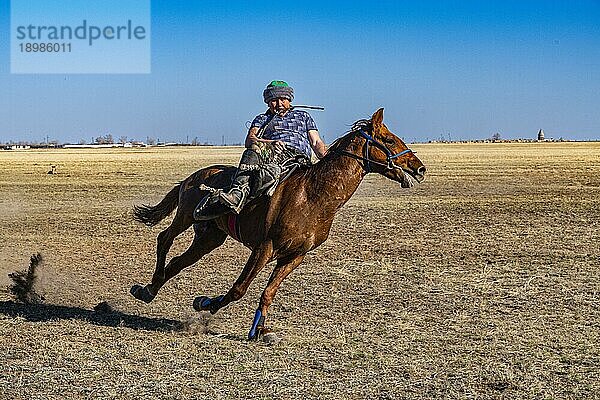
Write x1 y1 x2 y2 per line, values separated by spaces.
335 129 414 173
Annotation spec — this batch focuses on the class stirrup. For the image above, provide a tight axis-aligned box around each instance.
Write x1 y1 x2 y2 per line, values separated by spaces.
194 192 230 221
219 189 247 214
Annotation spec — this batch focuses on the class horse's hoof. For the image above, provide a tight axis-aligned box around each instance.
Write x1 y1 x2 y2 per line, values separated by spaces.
130 284 155 304
248 309 266 341
193 295 223 314
248 326 272 342
193 296 212 312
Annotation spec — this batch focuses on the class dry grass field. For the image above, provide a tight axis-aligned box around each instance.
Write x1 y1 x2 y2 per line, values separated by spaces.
0 142 598 399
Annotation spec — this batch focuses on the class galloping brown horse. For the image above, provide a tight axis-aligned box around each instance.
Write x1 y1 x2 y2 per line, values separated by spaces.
131 109 426 340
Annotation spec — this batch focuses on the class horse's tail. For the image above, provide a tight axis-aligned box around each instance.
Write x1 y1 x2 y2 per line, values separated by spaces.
133 183 181 227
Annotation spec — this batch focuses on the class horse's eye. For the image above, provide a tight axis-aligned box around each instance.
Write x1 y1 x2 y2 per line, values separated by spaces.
383 138 395 145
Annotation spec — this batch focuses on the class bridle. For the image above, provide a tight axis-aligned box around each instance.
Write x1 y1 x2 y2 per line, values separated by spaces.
336 129 414 173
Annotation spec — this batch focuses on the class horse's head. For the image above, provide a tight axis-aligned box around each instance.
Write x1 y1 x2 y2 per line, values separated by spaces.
351 108 426 187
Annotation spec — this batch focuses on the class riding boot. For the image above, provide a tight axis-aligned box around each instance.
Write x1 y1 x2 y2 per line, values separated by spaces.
193 192 230 221
193 148 260 220
218 148 260 213
219 173 251 214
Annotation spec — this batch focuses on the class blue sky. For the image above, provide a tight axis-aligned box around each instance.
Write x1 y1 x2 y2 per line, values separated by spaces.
1 0 599 144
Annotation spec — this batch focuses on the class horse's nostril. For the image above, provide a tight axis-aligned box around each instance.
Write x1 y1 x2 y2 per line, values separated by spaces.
417 166 426 175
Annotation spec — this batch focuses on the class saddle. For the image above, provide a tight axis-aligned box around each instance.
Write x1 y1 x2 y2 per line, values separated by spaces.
249 153 311 198
199 154 311 207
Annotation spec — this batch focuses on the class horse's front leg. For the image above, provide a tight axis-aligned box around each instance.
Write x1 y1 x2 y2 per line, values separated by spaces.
193 241 273 314
248 254 305 341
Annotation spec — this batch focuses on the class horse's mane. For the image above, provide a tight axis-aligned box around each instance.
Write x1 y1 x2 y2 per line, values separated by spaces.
326 118 372 153
302 117 373 184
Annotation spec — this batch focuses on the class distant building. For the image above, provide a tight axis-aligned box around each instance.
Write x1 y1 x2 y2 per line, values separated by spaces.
3 144 30 150
538 129 545 141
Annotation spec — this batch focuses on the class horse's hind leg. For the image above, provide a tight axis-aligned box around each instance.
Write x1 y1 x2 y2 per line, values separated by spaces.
131 204 193 302
193 241 273 315
130 216 227 303
148 222 227 294
248 254 305 340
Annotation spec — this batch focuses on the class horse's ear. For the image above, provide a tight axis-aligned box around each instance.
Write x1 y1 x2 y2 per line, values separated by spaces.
371 108 384 129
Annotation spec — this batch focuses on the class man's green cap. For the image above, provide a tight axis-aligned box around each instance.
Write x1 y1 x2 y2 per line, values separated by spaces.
263 81 294 103
269 80 289 87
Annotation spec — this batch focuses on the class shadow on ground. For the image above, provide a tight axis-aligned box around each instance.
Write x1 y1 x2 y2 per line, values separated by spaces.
0 300 183 332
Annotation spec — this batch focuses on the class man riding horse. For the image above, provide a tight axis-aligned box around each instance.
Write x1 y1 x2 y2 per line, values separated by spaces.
194 81 328 220
131 104 426 340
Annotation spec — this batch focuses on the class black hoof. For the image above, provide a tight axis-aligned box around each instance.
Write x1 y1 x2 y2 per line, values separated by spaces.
193 295 223 314
248 330 260 341
248 326 269 342
193 296 211 312
130 284 155 304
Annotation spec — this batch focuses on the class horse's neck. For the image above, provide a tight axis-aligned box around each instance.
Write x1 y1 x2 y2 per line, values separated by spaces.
308 143 366 209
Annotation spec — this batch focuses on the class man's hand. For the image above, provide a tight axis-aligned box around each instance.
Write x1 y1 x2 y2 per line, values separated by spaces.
245 127 260 148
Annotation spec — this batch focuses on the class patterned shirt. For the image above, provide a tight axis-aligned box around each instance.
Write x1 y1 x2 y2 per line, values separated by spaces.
250 109 318 158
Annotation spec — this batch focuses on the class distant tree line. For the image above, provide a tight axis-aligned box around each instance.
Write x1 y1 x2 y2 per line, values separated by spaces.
3 134 222 147
94 134 114 144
